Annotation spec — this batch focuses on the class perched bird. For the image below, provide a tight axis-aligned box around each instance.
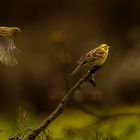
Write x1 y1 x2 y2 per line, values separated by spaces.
0 26 21 66
72 44 110 75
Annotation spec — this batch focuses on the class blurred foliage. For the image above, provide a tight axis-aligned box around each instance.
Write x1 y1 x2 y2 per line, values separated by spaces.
1 107 140 140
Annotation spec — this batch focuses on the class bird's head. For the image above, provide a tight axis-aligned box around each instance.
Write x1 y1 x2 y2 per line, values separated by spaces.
11 27 21 33
9 27 21 36
99 44 110 52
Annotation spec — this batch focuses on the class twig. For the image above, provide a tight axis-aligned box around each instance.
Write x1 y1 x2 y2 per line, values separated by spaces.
25 66 100 140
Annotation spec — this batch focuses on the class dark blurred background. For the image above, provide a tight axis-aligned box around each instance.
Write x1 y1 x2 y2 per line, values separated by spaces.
0 0 140 116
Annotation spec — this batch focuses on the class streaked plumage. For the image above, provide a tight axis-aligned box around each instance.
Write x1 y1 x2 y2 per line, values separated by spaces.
0 27 21 66
72 44 110 74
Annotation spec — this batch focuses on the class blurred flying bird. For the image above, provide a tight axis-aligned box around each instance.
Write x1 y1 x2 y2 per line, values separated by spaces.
0 26 21 66
72 44 110 74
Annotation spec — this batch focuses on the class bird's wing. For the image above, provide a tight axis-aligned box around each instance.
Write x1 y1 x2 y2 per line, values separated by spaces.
88 48 106 61
77 48 105 65
0 36 19 66
77 48 97 65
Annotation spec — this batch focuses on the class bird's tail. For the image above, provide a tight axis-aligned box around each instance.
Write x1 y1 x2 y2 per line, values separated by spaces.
72 65 82 75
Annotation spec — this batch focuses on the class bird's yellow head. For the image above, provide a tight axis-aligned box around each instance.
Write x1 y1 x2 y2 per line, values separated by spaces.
9 27 21 36
99 44 110 52
11 27 21 33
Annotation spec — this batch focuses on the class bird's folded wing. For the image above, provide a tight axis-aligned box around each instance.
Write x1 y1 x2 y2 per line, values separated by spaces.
91 48 105 60
77 48 96 64
76 48 105 65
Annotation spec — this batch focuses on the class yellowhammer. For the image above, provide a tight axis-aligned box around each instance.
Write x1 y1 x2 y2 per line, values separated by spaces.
0 26 21 66
72 44 110 74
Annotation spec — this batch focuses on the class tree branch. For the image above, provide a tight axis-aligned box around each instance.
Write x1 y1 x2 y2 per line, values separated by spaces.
25 66 100 140
9 65 140 140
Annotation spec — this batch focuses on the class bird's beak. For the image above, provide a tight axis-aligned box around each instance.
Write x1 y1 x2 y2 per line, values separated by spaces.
18 28 22 32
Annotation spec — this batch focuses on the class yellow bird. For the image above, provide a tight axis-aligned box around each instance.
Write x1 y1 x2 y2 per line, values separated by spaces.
72 44 110 75
0 26 21 66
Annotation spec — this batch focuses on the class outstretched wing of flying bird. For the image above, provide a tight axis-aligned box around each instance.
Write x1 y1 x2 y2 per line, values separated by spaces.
0 36 18 66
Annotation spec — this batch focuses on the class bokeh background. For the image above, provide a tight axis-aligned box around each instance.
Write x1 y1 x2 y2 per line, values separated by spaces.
0 0 140 140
